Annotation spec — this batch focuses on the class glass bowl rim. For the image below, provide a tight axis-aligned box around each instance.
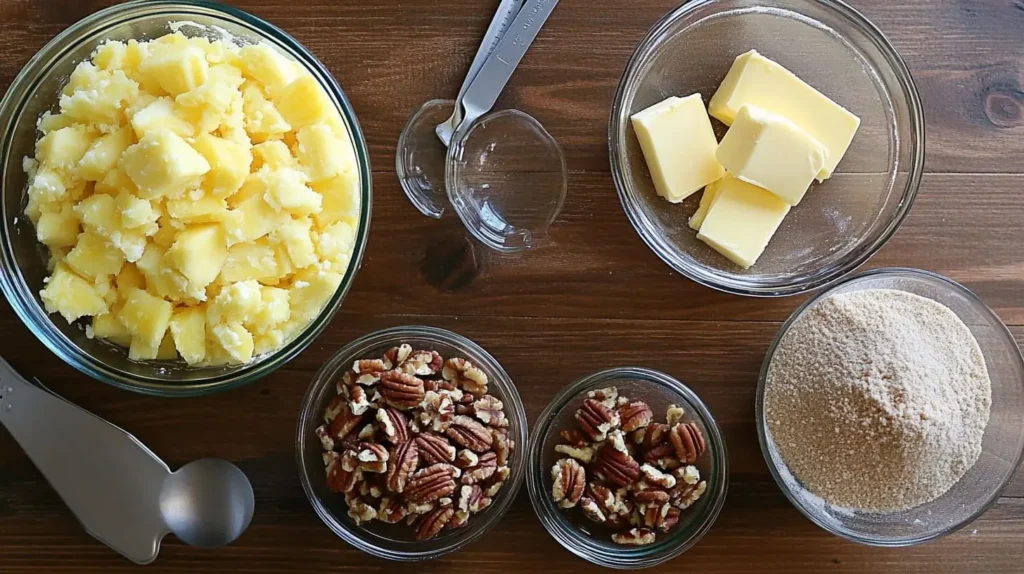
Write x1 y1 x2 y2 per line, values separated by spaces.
526 366 729 569
754 266 1024 546
0 0 373 397
294 325 529 561
608 0 926 298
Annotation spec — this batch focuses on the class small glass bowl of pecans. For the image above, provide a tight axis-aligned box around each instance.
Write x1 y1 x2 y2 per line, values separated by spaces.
527 367 728 569
296 326 527 561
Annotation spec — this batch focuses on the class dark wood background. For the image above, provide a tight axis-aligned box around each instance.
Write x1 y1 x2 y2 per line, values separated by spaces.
2 0 1023 571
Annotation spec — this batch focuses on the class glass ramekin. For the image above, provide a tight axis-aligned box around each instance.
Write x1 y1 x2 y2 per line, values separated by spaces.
527 367 728 569
295 326 527 561
757 268 1024 546
0 0 372 396
610 0 925 297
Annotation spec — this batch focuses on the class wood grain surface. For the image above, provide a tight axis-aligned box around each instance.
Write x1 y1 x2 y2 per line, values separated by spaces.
2 0 1023 572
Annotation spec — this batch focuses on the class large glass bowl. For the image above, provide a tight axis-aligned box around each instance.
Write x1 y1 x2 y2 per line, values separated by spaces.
527 367 728 569
756 268 1024 545
0 0 372 396
296 326 528 561
610 0 924 297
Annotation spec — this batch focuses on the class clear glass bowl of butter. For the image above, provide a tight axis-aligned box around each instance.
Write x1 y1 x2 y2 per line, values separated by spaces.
610 0 924 297
0 1 371 395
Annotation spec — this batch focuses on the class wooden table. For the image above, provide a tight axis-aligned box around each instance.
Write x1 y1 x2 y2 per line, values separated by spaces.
2 0 1023 571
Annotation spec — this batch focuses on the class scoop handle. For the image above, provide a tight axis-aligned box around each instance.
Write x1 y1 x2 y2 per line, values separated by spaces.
0 358 171 564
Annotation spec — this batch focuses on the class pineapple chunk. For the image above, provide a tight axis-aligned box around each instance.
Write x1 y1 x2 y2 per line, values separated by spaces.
252 140 293 171
262 167 321 216
36 125 95 172
115 263 146 300
166 196 230 224
241 83 291 142
115 193 159 231
224 194 289 244
247 286 290 333
35 205 80 248
121 130 210 199
130 97 195 138
65 232 124 279
254 329 287 356
40 263 108 323
95 163 139 196
90 313 132 347
117 287 173 347
275 217 317 268
136 243 189 300
296 122 353 182
28 167 69 203
220 239 283 283
191 134 251 197
237 44 301 92
74 193 119 236
93 41 127 72
288 268 342 323
273 76 334 130
211 321 255 364
128 335 159 361
311 171 360 228
138 43 209 96
78 127 133 181
60 70 139 128
37 112 75 134
210 279 262 325
317 221 355 267
165 224 227 289
169 306 206 365
64 61 103 95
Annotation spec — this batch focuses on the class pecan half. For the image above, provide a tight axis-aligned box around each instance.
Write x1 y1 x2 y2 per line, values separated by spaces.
618 400 653 432
348 385 371 416
457 484 492 514
382 344 413 370
357 424 376 441
419 390 455 432
641 501 671 529
445 415 493 452
315 425 335 451
611 528 656 546
660 507 681 532
587 387 619 409
593 442 641 488
560 428 590 447
415 433 457 465
442 358 488 395
642 442 676 467
351 359 387 386
579 496 607 524
640 423 670 451
326 452 361 493
401 350 443 377
669 423 706 464
386 439 419 493
492 428 513 467
460 451 498 485
415 505 454 540
345 493 377 525
380 370 426 410
405 463 459 504
575 398 620 442
377 496 408 524
455 449 479 469
448 509 470 529
471 395 508 428
328 405 365 443
376 407 410 444
551 458 586 509
640 463 677 489
357 442 389 473
671 480 707 510
634 489 670 506
482 465 510 497
324 394 346 423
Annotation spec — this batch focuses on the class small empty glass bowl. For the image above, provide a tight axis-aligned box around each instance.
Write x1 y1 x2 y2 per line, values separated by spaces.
397 100 566 253
757 268 1024 545
527 367 728 569
296 326 527 561
610 0 925 296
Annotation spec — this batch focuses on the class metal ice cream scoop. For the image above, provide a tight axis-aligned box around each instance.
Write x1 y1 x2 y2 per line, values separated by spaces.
0 357 254 564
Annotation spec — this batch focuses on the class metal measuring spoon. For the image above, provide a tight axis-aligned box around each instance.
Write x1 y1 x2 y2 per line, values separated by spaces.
0 358 254 564
435 0 525 146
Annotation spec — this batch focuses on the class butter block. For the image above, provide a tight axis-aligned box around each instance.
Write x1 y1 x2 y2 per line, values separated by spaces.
716 106 827 206
709 50 860 180
697 178 791 269
631 94 724 203
688 178 725 231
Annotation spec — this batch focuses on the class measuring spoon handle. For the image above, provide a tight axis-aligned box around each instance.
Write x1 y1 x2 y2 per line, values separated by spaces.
459 0 560 128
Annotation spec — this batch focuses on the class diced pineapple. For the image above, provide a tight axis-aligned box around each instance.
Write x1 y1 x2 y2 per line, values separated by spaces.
37 112 75 134
295 122 353 182
166 196 230 224
253 329 286 356
191 134 251 197
34 203 79 248
262 167 321 216
117 287 173 347
74 193 119 236
128 335 159 361
40 263 108 323
288 268 342 323
136 243 188 300
64 61 102 95
65 232 124 279
211 321 254 364
223 194 289 244
210 279 262 325
176 66 245 134
115 193 159 231
237 44 301 92
311 171 360 228
129 97 195 138
251 140 293 171
273 76 333 130
317 221 355 267
93 41 127 71
241 83 290 143
138 43 209 96
60 70 139 128
165 223 227 289
275 217 317 268
36 125 95 172
90 313 133 347
95 163 139 196
220 239 283 283
115 263 146 300
168 306 206 365
247 285 290 333
121 130 210 199
28 167 68 203
227 174 265 208
78 127 133 181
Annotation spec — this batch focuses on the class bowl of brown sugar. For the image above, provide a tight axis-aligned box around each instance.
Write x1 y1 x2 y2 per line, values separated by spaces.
757 267 1024 546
